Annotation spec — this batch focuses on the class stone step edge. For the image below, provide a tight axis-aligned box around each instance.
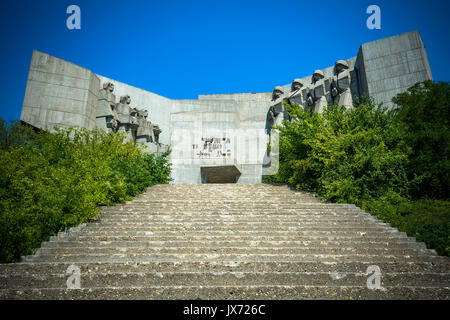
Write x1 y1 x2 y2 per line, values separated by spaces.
4 271 449 277
6 260 449 269
1 285 449 290
21 254 447 264
39 241 428 249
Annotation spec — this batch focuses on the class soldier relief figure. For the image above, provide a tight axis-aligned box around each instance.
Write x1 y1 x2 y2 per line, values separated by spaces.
286 79 304 107
268 86 285 126
266 60 355 164
116 95 131 131
136 109 155 143
332 60 353 109
95 82 119 131
269 59 354 122
95 82 161 146
311 70 327 113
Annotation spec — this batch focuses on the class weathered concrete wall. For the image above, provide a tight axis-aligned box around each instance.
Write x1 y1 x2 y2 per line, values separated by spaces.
21 50 99 130
170 93 270 184
356 30 432 108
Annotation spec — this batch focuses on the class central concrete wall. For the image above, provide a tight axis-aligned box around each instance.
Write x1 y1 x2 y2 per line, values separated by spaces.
169 92 271 184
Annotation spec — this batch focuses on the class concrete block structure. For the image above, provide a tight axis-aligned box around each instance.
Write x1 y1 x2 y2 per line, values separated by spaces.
20 30 432 184
355 31 433 109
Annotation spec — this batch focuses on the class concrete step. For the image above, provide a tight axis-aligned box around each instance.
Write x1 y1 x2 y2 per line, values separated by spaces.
99 210 367 216
54 230 409 238
102 204 355 209
2 272 448 290
135 196 321 200
22 253 448 264
96 216 381 223
1 286 448 300
103 210 371 215
76 226 395 233
39 240 427 250
49 235 415 242
112 195 339 200
34 246 433 257
85 221 386 228
93 220 385 226
4 261 449 275
98 213 377 218
100 204 362 208
102 201 352 205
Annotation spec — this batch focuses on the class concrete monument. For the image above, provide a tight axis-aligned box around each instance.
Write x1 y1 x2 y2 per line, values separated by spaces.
20 30 433 183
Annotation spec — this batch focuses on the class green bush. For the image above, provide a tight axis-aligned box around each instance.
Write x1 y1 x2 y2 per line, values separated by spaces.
392 80 450 199
0 121 171 263
266 81 449 256
267 100 410 203
362 196 449 256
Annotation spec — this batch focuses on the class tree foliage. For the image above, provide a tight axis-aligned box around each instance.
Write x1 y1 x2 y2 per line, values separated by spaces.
0 122 172 263
265 81 450 255
392 80 449 199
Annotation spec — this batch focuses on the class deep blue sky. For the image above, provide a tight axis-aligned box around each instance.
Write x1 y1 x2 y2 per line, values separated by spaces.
0 0 449 122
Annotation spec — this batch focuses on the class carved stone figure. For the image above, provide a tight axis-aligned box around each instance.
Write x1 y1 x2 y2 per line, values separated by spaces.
95 82 119 131
291 79 303 91
311 70 327 113
286 79 304 106
268 106 275 124
153 125 162 144
114 94 136 141
312 70 325 83
335 60 349 73
130 107 139 126
330 79 339 99
268 86 286 125
306 89 314 107
272 86 284 100
136 108 155 143
116 95 132 124
334 60 353 109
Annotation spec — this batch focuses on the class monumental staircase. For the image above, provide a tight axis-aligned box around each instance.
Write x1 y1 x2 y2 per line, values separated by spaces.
1 184 449 299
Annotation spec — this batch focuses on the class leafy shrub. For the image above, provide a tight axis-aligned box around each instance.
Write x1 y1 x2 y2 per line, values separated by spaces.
0 121 171 263
362 196 449 256
392 80 450 199
267 100 410 203
266 81 449 256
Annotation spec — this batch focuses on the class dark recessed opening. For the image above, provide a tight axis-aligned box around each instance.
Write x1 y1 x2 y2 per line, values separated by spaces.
201 165 241 183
